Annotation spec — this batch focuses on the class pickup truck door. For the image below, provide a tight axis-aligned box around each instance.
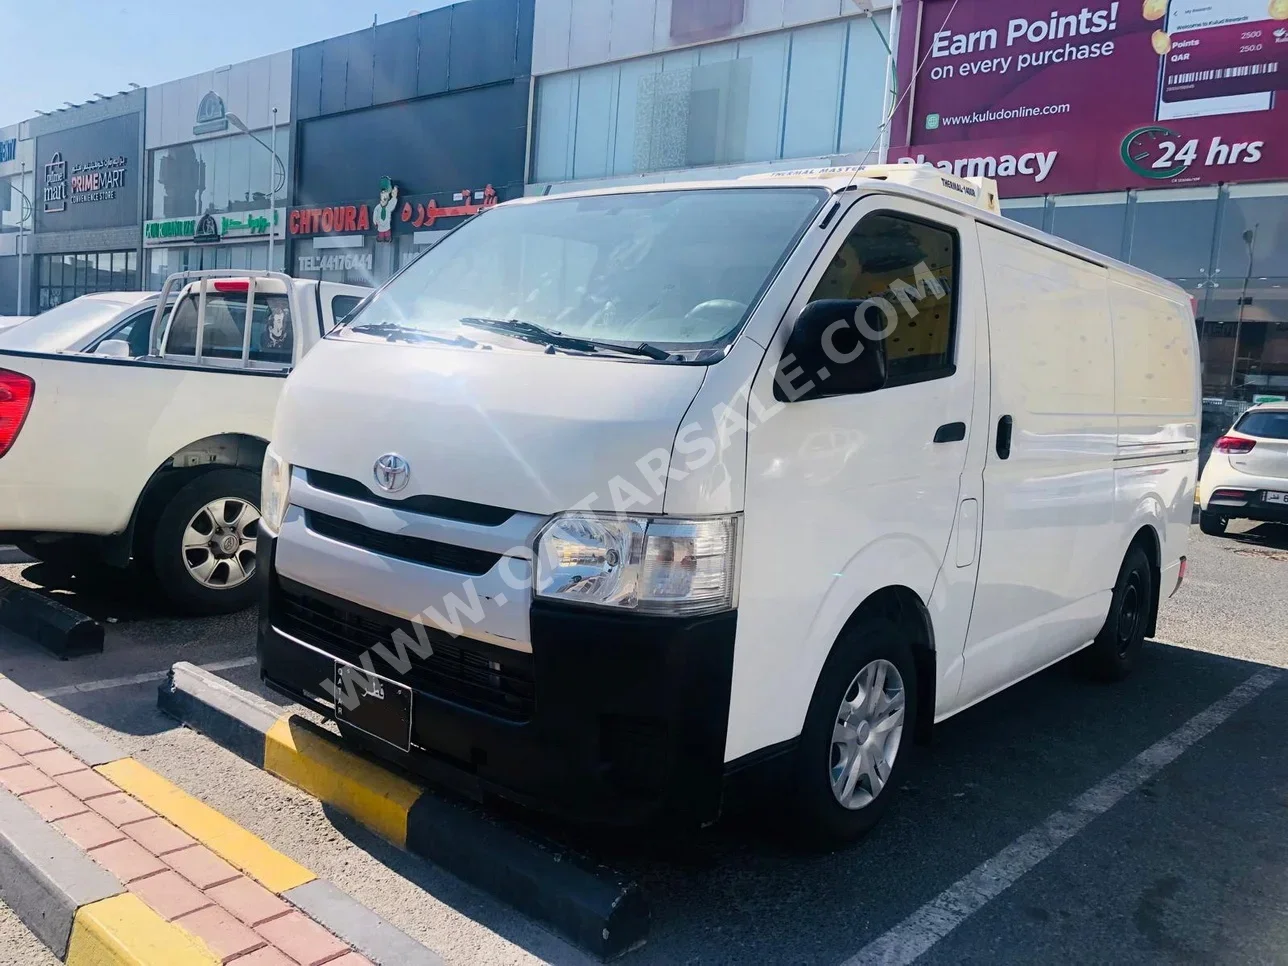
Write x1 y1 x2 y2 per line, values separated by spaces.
0 351 286 536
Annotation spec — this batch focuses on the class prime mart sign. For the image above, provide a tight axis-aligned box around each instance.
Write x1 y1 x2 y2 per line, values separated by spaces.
144 207 285 247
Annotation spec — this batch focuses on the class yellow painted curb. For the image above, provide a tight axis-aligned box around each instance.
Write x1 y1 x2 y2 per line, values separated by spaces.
264 715 422 848
97 758 314 894
65 893 220 966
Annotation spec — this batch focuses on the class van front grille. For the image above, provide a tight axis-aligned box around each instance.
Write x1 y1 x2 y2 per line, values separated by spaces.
304 510 502 576
303 468 515 526
274 578 535 722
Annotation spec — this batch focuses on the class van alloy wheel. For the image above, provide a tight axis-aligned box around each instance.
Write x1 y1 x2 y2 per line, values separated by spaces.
830 658 906 810
182 498 259 589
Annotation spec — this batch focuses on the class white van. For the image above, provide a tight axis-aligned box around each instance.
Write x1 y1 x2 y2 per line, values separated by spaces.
255 166 1200 843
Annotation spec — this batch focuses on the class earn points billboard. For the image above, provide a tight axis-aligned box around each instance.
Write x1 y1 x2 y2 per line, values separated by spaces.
891 0 1288 196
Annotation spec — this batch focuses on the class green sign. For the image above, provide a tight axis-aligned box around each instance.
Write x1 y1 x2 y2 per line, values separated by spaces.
144 208 282 247
1252 394 1286 405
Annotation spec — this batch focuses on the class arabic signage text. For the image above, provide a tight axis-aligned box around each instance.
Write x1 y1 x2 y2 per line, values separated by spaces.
891 0 1288 196
289 186 498 237
144 207 285 247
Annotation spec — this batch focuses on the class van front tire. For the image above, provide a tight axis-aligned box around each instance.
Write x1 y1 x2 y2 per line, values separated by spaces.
1079 545 1153 682
791 617 918 848
151 469 261 616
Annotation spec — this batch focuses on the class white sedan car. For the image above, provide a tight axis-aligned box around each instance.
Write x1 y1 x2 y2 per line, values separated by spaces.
0 292 167 355
1197 402 1288 536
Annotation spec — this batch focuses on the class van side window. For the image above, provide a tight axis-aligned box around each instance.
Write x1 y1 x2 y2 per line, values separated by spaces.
809 213 958 386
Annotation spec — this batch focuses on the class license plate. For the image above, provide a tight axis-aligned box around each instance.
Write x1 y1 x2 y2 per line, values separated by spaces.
333 663 412 751
1265 491 1288 505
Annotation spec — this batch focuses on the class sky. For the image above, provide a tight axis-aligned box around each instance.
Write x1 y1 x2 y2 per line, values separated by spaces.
0 0 459 128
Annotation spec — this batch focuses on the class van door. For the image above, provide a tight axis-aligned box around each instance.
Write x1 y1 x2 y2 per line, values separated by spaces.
955 226 1119 710
730 197 983 761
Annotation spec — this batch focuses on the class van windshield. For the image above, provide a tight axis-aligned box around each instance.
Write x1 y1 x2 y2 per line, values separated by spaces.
334 187 826 360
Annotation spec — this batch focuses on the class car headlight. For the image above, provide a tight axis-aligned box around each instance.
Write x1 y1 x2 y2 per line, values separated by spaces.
261 448 291 535
534 513 739 616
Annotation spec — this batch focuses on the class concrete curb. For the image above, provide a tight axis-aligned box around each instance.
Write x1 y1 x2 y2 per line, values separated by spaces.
0 672 440 966
285 879 444 966
0 785 122 959
160 661 651 960
0 678 124 767
0 578 103 658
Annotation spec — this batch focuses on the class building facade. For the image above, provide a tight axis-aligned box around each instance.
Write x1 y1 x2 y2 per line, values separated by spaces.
286 0 534 286
527 0 897 194
891 0 1288 446
0 122 35 314
143 53 293 287
29 90 146 310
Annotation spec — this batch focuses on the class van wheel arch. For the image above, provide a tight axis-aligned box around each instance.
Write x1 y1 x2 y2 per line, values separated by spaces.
833 586 936 746
106 434 269 568
1128 525 1162 638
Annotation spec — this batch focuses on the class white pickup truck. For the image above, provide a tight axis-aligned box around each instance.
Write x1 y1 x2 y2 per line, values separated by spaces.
0 270 370 614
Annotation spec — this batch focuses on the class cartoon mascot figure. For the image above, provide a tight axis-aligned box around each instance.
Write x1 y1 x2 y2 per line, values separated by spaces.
374 176 399 242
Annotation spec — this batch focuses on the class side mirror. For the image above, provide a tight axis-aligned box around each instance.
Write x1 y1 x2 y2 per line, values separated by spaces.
94 340 132 359
774 299 888 403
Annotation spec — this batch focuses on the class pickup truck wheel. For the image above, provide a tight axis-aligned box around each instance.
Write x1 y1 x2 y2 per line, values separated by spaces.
152 469 260 615
791 617 918 848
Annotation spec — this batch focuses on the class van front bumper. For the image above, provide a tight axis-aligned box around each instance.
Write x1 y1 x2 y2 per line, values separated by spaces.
255 534 737 827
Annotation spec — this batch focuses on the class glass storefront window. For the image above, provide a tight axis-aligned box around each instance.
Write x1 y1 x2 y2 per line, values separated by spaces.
150 130 289 220
0 171 34 234
1050 193 1128 259
1216 184 1288 281
146 243 283 289
532 14 891 184
34 251 138 311
1002 197 1046 231
1129 187 1219 279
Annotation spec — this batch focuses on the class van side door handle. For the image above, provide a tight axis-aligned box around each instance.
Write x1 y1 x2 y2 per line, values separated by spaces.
933 422 966 443
996 415 1014 460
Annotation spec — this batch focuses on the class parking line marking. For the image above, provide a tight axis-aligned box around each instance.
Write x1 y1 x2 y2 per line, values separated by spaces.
37 656 258 698
842 668 1281 966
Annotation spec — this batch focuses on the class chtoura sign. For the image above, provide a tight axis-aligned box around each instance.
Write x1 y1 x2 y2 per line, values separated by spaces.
890 0 1288 196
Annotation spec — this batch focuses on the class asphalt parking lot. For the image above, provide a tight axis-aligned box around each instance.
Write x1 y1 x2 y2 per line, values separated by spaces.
1 522 1287 965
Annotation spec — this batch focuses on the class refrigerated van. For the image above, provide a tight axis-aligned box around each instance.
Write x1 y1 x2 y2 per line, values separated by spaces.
254 165 1201 843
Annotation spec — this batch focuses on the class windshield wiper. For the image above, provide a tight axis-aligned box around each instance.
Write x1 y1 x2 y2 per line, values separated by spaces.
348 321 478 348
458 318 674 361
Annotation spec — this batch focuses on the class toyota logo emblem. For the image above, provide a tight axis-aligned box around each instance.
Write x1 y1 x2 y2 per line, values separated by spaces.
373 454 411 493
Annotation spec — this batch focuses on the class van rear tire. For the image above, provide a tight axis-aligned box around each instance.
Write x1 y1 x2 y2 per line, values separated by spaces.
1079 545 1153 682
790 616 918 848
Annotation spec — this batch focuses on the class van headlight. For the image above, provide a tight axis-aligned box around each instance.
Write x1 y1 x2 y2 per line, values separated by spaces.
534 513 739 616
261 448 292 535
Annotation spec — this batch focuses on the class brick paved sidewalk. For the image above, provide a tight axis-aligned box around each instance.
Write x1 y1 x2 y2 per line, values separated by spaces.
0 705 371 966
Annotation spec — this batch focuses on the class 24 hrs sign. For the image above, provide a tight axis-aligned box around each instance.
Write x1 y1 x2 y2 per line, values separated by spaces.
1119 125 1265 179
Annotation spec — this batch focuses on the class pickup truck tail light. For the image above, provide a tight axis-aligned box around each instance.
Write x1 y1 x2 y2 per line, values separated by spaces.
1214 435 1256 454
0 368 35 458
